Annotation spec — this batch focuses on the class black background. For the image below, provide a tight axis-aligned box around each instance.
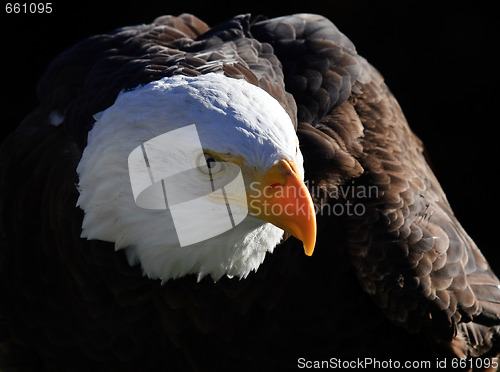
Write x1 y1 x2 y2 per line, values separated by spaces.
1 1 499 270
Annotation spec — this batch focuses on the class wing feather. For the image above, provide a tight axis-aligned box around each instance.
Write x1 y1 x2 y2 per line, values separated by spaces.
339 54 500 356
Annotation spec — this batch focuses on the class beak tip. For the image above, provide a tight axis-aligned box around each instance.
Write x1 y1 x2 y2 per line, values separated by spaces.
303 242 315 256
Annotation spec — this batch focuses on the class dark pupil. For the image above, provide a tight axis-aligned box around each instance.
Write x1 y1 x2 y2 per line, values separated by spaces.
206 158 216 169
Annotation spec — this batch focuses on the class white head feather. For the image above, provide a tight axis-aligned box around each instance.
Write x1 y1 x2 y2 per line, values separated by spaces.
76 73 302 282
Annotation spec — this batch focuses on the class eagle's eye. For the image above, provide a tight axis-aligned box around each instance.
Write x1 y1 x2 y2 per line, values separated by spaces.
206 157 217 169
197 153 224 175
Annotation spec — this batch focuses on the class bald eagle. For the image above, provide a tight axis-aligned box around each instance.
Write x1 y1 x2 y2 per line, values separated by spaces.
1 13 499 371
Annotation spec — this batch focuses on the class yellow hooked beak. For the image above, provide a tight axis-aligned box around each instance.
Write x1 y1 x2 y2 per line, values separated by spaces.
247 160 317 256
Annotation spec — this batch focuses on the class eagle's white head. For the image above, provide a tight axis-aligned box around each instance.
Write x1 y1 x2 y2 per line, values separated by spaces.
76 73 316 282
